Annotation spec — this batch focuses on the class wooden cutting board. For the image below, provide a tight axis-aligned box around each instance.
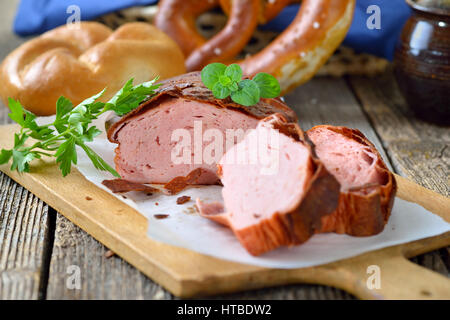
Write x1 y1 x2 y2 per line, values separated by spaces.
0 124 449 299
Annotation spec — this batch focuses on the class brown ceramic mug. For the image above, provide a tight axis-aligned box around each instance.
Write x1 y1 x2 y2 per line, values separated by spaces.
394 0 450 125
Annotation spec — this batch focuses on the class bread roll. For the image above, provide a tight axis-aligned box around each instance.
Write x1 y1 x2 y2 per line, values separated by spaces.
0 22 186 115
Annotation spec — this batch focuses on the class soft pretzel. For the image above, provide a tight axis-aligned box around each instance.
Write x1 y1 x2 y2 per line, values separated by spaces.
239 0 356 92
0 22 185 115
156 0 355 94
219 0 295 23
154 0 220 57
155 0 260 72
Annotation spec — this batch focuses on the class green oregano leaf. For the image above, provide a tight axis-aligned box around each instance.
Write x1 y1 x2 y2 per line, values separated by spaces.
224 64 243 83
212 82 231 99
231 80 260 106
252 72 281 99
201 63 227 90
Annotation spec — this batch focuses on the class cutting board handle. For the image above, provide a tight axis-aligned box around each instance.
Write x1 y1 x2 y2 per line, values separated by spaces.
290 242 450 300
346 253 450 299
395 174 450 222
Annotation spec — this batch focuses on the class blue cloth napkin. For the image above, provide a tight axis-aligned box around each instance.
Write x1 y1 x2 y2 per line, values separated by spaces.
13 0 411 60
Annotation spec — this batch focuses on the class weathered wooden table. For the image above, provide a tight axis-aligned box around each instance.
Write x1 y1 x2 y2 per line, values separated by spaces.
0 1 448 300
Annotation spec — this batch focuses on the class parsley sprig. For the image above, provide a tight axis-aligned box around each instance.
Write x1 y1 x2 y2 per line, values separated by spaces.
0 78 160 177
201 63 280 106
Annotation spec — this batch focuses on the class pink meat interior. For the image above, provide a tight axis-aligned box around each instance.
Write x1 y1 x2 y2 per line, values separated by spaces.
220 123 313 229
114 97 259 184
308 127 384 191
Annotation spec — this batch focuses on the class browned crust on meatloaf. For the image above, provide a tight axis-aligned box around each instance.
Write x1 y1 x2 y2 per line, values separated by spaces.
106 72 297 143
307 125 397 236
101 179 159 194
100 168 211 195
212 115 341 256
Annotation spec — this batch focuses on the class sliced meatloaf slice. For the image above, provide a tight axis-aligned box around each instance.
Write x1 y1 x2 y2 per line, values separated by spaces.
307 125 396 236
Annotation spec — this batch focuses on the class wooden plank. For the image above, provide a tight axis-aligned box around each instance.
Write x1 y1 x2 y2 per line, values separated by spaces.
0 171 52 299
46 214 171 300
388 141 448 197
348 70 449 274
410 251 448 278
0 78 53 299
0 55 53 300
348 71 449 195
214 283 355 300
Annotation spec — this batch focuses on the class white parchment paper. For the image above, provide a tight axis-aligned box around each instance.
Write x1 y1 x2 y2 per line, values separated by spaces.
39 115 450 269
